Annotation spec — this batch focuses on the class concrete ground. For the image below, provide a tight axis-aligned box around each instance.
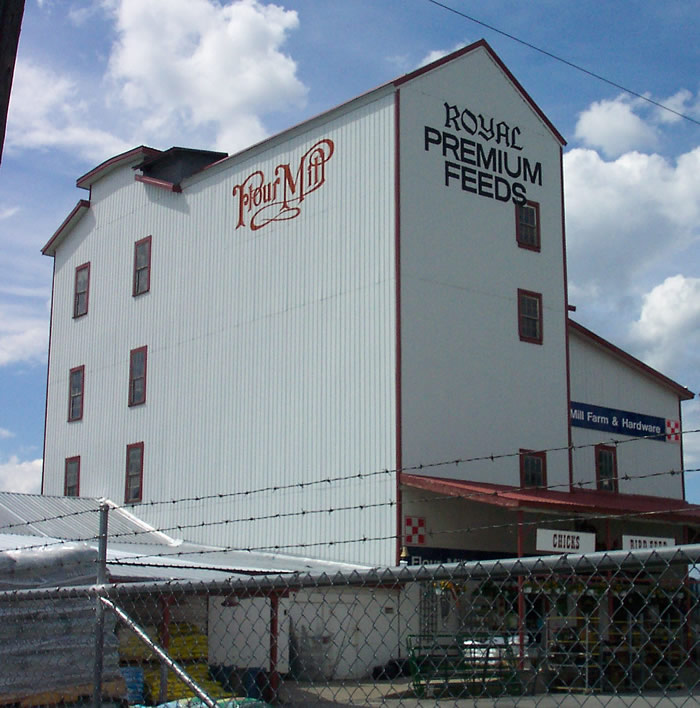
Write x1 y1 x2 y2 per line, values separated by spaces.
279 679 699 707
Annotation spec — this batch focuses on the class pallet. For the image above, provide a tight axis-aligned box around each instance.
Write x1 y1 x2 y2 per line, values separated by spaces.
0 677 126 707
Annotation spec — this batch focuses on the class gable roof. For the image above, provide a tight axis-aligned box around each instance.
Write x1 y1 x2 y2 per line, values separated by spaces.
394 39 566 146
569 319 695 400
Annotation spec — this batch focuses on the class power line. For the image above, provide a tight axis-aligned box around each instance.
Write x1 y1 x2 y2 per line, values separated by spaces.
424 0 700 126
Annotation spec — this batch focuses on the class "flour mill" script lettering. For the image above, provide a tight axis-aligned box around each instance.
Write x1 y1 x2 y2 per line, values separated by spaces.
232 139 335 231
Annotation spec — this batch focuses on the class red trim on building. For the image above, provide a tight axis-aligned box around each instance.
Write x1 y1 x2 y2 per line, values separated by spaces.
128 346 148 407
133 235 152 297
400 473 700 523
519 449 547 488
73 262 90 318
42 199 90 255
67 364 85 422
679 399 687 501
517 288 543 344
595 443 618 493
560 146 574 492
568 320 694 399
76 145 161 190
64 456 80 497
134 174 182 192
125 441 145 503
393 39 566 146
394 88 403 566
515 200 541 252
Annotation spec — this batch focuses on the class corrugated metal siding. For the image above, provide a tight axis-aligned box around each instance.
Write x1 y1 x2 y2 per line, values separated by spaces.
398 47 571 490
43 94 397 566
569 331 685 498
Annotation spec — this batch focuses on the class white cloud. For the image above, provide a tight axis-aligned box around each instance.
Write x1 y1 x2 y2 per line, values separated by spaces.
564 145 700 307
6 60 131 162
574 95 658 158
106 0 307 153
0 456 42 494
9 1 307 161
417 43 467 69
629 275 700 374
0 206 19 220
0 428 14 440
0 303 49 367
654 89 700 124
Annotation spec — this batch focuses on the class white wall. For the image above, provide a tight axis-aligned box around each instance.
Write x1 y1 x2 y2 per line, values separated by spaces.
398 46 570 489
569 329 685 498
43 92 399 565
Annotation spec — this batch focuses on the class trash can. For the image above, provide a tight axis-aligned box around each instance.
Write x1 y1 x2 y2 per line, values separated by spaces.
242 667 263 699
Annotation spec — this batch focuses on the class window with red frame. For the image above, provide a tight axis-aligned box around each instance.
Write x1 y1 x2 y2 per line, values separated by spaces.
73 262 90 317
68 365 85 421
125 442 144 503
133 236 152 296
520 450 546 488
516 201 540 251
129 346 147 406
64 456 80 497
518 289 543 344
596 444 618 492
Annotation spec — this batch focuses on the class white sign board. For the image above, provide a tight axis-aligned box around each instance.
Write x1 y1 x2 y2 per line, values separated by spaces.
536 528 596 554
622 535 675 550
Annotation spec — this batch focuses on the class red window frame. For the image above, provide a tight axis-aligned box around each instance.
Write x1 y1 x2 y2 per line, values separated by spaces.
125 442 144 503
73 262 90 318
64 456 80 497
596 444 618 492
68 365 85 421
518 289 543 344
519 449 547 489
128 346 148 406
133 236 152 296
515 201 541 252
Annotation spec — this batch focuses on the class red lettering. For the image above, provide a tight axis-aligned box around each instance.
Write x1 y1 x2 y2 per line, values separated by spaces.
232 139 334 231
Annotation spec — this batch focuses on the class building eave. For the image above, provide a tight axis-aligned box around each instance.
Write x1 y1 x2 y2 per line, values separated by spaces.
76 145 161 190
41 199 90 256
401 474 700 524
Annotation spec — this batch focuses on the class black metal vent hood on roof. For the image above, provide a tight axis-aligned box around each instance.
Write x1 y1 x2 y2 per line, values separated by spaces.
135 146 227 184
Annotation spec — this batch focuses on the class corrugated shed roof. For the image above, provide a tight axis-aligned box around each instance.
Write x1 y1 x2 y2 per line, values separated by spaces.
0 492 178 546
0 493 373 585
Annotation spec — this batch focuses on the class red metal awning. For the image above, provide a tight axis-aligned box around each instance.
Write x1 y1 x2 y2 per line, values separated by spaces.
400 473 700 524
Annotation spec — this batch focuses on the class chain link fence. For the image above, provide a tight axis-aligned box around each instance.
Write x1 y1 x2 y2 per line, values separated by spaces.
1 539 699 706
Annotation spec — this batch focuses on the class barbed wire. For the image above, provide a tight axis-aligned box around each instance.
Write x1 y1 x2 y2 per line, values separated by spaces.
1 462 697 562
5 426 696 539
108 497 700 571
93 465 698 546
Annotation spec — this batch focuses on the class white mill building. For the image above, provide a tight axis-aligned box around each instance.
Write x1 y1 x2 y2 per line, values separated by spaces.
41 40 697 571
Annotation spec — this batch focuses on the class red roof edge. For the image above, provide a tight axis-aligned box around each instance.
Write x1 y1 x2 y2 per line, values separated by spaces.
134 174 182 193
401 473 700 523
393 39 566 146
569 319 695 400
41 199 90 256
76 145 162 190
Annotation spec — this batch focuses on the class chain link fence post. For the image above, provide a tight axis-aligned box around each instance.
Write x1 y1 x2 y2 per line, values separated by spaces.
92 501 109 708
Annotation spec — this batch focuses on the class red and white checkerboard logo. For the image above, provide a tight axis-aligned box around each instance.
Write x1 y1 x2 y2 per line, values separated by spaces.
405 516 426 545
666 419 680 443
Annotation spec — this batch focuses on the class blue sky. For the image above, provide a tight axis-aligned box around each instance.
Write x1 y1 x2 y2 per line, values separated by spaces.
1 0 699 497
